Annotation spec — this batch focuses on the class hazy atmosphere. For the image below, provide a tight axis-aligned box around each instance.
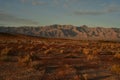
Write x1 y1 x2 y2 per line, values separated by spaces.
0 0 120 27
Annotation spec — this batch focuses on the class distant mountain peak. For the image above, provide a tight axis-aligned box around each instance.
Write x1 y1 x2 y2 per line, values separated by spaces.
80 25 88 28
0 25 120 41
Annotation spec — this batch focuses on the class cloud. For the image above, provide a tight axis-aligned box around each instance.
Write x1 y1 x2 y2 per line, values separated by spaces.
32 1 47 6
0 23 5 26
20 0 47 6
21 0 28 3
53 0 59 5
74 4 120 15
0 11 38 25
63 3 69 8
52 0 74 9
74 11 105 15
105 4 120 13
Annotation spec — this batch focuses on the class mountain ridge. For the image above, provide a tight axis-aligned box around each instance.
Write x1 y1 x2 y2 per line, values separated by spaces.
0 25 120 41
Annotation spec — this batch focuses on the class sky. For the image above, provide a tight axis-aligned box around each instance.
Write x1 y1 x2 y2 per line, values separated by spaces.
0 0 120 28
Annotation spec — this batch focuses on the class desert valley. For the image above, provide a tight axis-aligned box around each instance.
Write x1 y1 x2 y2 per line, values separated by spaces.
0 25 120 80
1 0 120 80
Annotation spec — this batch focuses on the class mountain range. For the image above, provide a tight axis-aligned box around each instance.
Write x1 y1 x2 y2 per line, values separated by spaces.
0 25 120 41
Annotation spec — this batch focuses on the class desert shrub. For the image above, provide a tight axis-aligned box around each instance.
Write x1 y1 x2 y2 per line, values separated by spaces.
44 48 52 54
92 49 100 55
8 49 19 56
65 53 78 58
0 47 19 62
60 50 64 54
29 61 45 70
30 61 40 70
19 55 31 63
82 48 90 55
0 56 12 62
18 52 39 66
44 64 80 80
18 45 23 49
0 47 11 56
83 73 88 80
111 64 120 74
114 53 120 59
86 54 98 61
18 54 32 66
44 64 88 80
